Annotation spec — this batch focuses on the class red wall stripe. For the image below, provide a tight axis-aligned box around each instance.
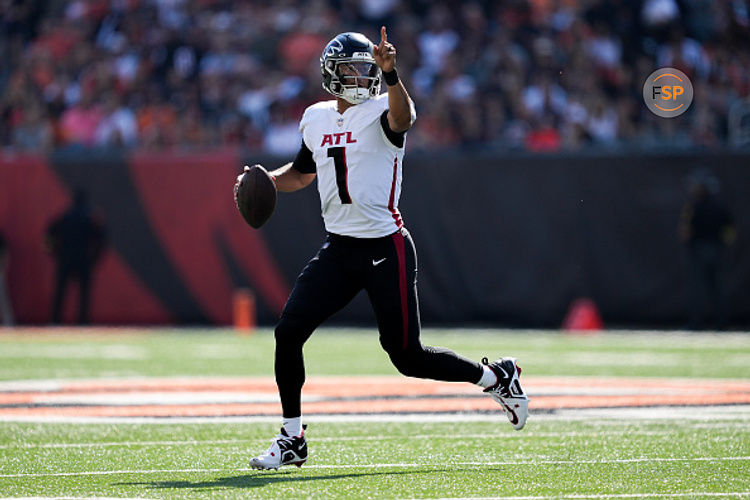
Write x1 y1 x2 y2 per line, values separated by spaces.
130 150 290 323
0 155 172 324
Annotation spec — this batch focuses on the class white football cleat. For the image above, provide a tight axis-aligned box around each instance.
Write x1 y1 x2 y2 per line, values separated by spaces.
482 357 529 430
250 425 307 470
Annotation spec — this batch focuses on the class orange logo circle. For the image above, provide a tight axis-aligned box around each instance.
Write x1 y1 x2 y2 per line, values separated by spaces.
643 68 693 118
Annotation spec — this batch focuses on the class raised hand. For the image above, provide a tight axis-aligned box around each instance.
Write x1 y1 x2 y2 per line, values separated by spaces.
372 26 396 73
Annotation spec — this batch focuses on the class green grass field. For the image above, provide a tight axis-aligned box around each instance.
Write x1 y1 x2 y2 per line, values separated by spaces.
0 328 749 499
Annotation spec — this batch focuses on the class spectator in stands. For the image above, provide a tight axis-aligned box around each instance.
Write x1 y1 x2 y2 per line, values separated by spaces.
263 101 303 156
0 0 748 153
59 92 102 147
94 92 138 147
136 85 179 148
11 99 54 152
46 190 106 325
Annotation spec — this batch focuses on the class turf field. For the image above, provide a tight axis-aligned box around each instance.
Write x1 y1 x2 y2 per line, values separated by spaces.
0 328 748 499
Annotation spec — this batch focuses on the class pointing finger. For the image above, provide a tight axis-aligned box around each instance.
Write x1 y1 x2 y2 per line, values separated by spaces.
381 26 387 44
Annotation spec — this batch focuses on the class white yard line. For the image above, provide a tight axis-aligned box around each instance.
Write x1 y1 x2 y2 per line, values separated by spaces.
1 457 748 478
19 392 283 405
433 493 750 499
1 404 748 424
0 498 153 500
0 430 682 450
0 495 748 500
0 345 147 360
0 374 747 393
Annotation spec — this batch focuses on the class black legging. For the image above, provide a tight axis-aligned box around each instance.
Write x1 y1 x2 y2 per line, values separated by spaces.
274 228 483 418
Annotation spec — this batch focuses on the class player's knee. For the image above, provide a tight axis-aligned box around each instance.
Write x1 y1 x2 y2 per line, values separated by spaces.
389 352 416 377
386 345 428 378
274 317 308 348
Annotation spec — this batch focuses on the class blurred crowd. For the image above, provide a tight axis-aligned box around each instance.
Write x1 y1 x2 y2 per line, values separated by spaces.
1 0 749 154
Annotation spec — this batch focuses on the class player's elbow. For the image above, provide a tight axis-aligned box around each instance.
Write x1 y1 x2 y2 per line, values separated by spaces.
276 170 316 193
389 112 413 133
289 172 316 192
298 173 316 189
393 119 412 133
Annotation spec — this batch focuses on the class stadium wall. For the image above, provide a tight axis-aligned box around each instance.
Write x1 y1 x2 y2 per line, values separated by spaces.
0 149 748 328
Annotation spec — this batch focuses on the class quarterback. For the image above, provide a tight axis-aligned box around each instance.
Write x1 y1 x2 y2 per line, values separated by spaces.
246 27 529 470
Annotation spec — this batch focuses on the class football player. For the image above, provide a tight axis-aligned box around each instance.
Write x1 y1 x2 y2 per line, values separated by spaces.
245 27 529 470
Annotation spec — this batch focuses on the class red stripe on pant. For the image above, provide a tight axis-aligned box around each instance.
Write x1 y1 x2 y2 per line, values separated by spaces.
391 231 409 350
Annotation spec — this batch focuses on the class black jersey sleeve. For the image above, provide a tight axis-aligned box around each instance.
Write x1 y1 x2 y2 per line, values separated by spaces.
291 140 316 174
380 110 406 148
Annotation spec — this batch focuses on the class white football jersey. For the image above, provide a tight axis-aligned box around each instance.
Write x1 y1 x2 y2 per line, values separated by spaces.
299 93 416 238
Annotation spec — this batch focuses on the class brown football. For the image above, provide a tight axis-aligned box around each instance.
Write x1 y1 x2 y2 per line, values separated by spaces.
234 164 276 229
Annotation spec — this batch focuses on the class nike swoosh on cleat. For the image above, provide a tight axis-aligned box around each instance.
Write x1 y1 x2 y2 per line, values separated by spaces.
372 258 387 266
496 365 510 378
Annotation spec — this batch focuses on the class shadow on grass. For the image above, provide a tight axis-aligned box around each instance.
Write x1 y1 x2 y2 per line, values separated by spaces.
115 467 457 490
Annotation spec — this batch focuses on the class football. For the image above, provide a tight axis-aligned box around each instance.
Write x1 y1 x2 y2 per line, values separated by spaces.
234 164 277 229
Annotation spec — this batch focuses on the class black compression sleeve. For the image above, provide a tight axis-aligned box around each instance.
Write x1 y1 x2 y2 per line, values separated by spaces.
380 110 406 148
291 141 316 174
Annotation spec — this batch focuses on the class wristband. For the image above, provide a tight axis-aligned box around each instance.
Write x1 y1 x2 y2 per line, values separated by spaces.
383 68 399 86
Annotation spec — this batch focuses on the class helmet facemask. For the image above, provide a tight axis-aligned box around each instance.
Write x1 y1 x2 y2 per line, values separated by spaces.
322 52 382 104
